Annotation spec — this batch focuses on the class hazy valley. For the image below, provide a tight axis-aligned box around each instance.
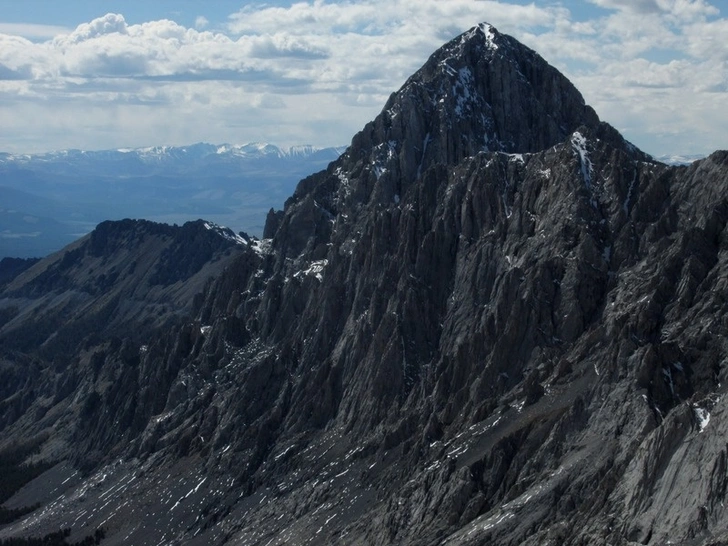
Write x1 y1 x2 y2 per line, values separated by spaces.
0 144 343 259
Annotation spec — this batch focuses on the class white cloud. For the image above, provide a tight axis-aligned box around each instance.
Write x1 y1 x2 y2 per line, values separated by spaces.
0 1 725 157
0 22 71 40
656 0 719 20
58 12 129 45
195 16 209 30
587 0 718 19
587 0 661 13
516 0 727 155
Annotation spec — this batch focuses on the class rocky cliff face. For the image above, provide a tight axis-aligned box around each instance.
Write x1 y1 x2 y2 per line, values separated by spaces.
1 23 728 546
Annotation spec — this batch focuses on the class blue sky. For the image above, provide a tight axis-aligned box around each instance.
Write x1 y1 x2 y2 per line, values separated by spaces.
1 1 726 158
0 1 242 31
2 1 564 30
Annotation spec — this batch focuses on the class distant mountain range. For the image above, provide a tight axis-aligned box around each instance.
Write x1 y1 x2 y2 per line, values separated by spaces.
656 153 706 165
0 143 345 259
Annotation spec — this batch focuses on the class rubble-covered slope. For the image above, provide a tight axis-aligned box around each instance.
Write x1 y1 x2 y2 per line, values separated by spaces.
2 23 728 546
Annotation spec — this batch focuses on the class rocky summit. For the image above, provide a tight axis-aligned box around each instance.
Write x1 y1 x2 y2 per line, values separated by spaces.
1 22 728 546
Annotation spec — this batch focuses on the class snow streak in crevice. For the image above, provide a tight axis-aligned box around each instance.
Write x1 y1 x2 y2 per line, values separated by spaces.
571 132 593 189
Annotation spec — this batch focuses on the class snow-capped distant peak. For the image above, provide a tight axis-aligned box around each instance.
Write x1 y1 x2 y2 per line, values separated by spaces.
0 142 348 163
202 221 249 246
287 145 318 157
208 143 282 158
657 154 705 166
138 145 170 155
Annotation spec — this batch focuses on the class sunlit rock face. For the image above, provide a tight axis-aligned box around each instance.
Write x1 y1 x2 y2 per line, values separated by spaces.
2 23 728 546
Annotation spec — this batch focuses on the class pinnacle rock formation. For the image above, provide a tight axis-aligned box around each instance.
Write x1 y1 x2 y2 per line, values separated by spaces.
1 23 728 546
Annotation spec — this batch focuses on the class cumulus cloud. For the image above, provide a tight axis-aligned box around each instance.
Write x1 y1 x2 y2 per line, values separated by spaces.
58 12 129 45
0 1 725 157
194 16 209 30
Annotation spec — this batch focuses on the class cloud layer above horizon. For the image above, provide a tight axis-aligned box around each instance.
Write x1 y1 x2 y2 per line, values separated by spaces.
0 0 726 157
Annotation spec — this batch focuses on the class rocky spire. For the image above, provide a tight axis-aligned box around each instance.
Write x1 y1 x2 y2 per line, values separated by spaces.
354 22 600 177
267 22 603 258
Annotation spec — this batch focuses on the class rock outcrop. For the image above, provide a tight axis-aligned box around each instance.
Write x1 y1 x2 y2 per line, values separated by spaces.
1 22 728 546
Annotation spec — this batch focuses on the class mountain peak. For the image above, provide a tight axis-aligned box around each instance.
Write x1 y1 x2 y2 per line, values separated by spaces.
337 24 601 199
454 21 501 53
399 21 599 149
274 23 604 240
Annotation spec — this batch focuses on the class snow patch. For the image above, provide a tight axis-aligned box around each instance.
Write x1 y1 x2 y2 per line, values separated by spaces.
467 511 514 537
335 167 351 199
294 259 329 282
462 23 498 50
153 411 175 424
203 221 248 245
453 67 474 117
440 62 458 77
274 444 296 461
571 132 593 188
694 406 710 433
251 238 272 256
480 23 499 50
371 140 397 181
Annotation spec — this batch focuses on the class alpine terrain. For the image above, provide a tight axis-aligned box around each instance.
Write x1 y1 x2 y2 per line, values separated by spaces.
2 22 728 546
